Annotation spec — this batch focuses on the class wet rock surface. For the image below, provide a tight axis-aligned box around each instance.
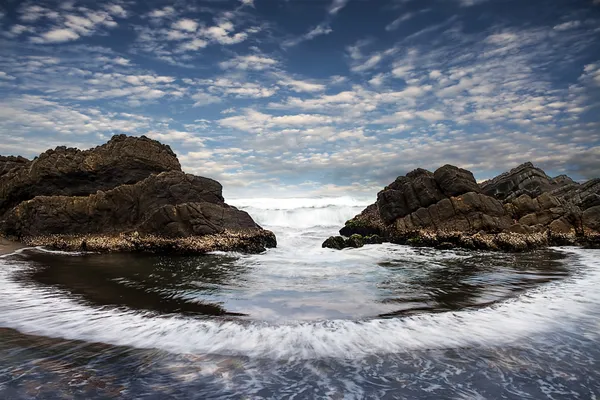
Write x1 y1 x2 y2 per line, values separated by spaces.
0 135 275 254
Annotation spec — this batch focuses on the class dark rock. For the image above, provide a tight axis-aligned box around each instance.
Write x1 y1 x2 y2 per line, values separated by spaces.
2 171 230 238
339 204 383 237
0 135 181 217
322 236 346 250
139 202 259 238
435 242 456 250
583 206 600 232
346 234 365 248
480 162 555 202
552 175 577 187
566 179 600 210
364 234 383 245
377 168 445 224
395 192 512 233
0 155 29 177
433 164 480 197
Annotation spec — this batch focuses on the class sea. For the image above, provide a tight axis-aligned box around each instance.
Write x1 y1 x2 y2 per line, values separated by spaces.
0 197 599 399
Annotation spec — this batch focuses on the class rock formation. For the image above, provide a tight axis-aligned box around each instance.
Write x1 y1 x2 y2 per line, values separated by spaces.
0 135 276 254
326 162 600 251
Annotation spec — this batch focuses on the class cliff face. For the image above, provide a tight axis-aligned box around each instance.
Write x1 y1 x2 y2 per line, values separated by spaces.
329 163 600 251
0 135 276 254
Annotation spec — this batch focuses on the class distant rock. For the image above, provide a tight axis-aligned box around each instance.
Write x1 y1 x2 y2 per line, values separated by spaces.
0 135 276 254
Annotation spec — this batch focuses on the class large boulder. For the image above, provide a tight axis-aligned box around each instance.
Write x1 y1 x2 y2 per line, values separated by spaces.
394 192 512 233
1 171 231 238
0 135 181 216
433 164 481 197
376 168 445 224
139 202 258 237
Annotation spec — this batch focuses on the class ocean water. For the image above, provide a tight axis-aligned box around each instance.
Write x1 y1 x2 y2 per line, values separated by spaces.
0 197 599 399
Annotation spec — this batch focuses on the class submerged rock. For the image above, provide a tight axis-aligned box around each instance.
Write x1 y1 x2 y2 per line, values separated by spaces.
322 234 366 250
0 135 276 254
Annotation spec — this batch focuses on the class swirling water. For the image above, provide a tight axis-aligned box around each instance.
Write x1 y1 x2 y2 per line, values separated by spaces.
0 197 599 399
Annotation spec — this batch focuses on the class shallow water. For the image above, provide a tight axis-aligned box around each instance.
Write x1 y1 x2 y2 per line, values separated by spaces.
1 197 599 398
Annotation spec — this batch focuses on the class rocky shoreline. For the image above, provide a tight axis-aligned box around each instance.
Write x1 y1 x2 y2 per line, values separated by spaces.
22 229 277 255
0 135 276 255
325 163 600 252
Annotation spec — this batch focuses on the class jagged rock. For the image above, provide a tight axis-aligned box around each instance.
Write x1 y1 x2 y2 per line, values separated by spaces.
480 162 555 202
433 164 481 197
563 179 600 210
2 171 228 238
0 135 276 255
139 202 258 237
0 155 29 177
583 206 600 231
0 135 181 216
377 168 445 224
552 175 577 187
339 204 383 237
394 192 512 233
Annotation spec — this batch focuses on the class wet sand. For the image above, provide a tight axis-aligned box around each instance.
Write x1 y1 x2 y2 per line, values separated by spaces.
0 238 25 256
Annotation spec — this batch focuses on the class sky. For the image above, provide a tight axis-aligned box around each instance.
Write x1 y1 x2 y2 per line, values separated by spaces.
0 0 599 199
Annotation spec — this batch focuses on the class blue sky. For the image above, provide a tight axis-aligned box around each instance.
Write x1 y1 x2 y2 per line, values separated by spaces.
0 0 599 198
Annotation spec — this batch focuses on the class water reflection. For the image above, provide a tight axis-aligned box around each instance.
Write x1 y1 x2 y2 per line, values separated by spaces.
18 252 249 317
376 249 571 318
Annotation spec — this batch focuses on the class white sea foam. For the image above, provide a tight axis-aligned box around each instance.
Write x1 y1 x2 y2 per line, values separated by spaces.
0 247 598 360
229 196 371 228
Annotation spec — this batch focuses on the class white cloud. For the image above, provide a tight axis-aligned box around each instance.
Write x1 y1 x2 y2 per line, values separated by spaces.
220 55 278 70
148 6 175 19
179 38 208 51
386 13 414 32
277 76 326 92
192 92 222 107
33 28 80 43
329 0 350 15
173 18 198 32
553 21 582 31
283 23 333 47
0 72 16 81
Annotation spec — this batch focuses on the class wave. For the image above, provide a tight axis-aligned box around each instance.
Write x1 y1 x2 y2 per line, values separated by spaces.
229 196 372 211
0 248 598 360
229 197 372 228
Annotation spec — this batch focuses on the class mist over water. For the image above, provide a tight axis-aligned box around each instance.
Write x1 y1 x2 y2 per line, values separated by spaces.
1 197 600 398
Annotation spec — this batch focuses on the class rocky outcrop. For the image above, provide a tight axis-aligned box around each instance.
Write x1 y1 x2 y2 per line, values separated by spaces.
0 136 276 254
0 155 29 177
394 192 512 233
0 135 181 216
331 162 600 252
433 164 481 197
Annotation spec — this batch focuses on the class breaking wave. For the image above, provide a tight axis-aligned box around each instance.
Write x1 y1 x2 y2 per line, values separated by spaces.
229 196 372 228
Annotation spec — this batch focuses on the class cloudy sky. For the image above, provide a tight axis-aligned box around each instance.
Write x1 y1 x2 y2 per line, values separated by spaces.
0 0 599 198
